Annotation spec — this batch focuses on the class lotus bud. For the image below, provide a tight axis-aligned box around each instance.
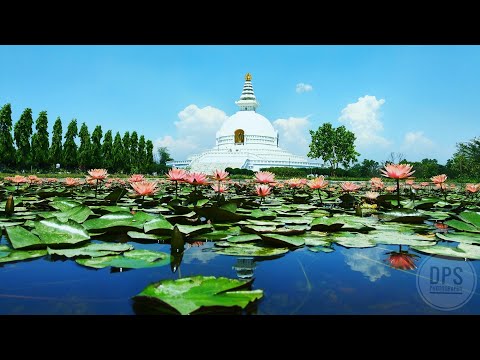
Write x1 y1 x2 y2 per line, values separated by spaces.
5 195 14 216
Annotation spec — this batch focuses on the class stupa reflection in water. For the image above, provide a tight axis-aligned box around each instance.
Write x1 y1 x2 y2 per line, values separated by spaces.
232 257 256 279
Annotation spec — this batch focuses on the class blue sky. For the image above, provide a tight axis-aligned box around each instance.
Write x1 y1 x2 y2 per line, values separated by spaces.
1 45 479 164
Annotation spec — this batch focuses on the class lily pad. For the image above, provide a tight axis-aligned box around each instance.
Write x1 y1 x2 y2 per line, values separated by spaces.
242 225 278 234
76 249 170 269
411 245 468 259
304 236 330 247
41 205 93 224
329 232 376 248
213 243 289 257
5 225 43 249
47 242 133 258
458 211 480 227
227 234 262 243
260 233 305 247
34 218 90 245
127 231 169 241
0 245 47 264
83 212 145 232
175 224 213 237
310 217 344 232
247 209 277 220
134 276 263 315
445 219 480 233
50 199 82 212
436 232 480 245
368 231 437 246
193 227 241 240
308 246 334 253
144 215 174 234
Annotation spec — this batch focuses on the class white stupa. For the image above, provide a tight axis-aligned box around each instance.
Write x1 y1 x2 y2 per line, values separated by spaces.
168 73 320 172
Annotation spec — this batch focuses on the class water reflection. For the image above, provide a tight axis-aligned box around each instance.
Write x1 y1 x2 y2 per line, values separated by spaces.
386 245 418 271
170 226 185 273
342 247 391 282
232 257 256 279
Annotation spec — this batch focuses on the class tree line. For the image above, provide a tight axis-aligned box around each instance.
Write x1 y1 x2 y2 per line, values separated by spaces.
0 103 163 174
305 122 479 180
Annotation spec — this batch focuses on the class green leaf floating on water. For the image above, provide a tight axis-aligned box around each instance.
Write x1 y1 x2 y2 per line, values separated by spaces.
329 232 376 248
76 249 170 269
227 234 262 243
260 233 305 247
40 205 93 224
83 212 147 232
144 215 174 234
246 209 277 220
310 217 345 232
34 218 90 245
458 211 480 228
436 232 480 245
411 245 468 259
174 224 213 237
6 225 43 249
47 242 133 258
368 231 437 246
134 276 263 315
213 242 289 257
445 219 480 233
127 231 169 241
50 198 82 212
0 245 47 264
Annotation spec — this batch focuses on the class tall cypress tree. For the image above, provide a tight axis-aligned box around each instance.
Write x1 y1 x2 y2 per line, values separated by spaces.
0 104 16 168
90 125 103 168
63 119 78 170
112 132 124 173
145 139 154 174
31 111 50 170
102 130 113 170
137 135 146 173
14 108 34 169
49 117 63 169
122 131 131 173
78 122 91 170
130 131 138 172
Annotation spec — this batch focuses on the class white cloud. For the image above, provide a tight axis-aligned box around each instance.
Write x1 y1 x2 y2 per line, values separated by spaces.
273 116 311 156
338 95 391 149
154 104 228 160
296 83 313 93
342 247 391 282
400 131 436 160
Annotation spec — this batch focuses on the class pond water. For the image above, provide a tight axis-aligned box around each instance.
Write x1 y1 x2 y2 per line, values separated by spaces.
1 235 478 315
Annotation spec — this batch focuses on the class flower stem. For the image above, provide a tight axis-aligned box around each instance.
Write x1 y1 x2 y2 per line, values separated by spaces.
317 188 323 205
95 179 98 199
396 178 400 208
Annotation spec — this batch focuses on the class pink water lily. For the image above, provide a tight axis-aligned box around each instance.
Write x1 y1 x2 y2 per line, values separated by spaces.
286 178 304 188
212 169 229 181
466 184 480 193
64 177 80 187
341 182 361 192
128 174 145 183
370 177 384 190
255 184 271 197
431 174 447 184
131 180 158 197
167 168 187 182
364 191 379 200
254 171 275 184
381 163 415 179
88 168 108 180
186 172 208 186
211 183 229 193
308 176 329 190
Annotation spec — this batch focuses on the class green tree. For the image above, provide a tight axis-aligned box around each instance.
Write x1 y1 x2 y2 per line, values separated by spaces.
130 131 138 172
448 137 480 179
112 132 124 172
31 111 50 170
78 122 92 170
102 130 113 170
63 119 78 170
49 117 63 169
90 125 103 168
308 123 359 176
157 146 173 166
145 139 154 173
137 135 146 172
0 104 16 168
14 108 34 169
122 131 131 173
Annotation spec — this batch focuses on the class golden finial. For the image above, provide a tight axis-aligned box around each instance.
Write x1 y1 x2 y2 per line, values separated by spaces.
245 73 252 81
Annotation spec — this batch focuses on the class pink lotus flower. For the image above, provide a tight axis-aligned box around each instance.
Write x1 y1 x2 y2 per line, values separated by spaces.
405 179 415 186
412 185 421 190
167 168 187 182
466 184 479 193
186 172 208 186
9 175 28 184
420 182 430 187
254 171 275 184
381 163 415 179
255 184 271 197
364 191 379 200
308 176 329 190
128 174 145 183
435 183 447 190
87 169 108 181
211 183 229 193
131 180 158 197
212 169 229 181
28 175 42 184
46 178 58 183
370 177 384 190
385 185 397 193
431 174 447 184
64 177 80 187
299 178 307 185
85 176 97 185
286 178 304 188
341 182 361 192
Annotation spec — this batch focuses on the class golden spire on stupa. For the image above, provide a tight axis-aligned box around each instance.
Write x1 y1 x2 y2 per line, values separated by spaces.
245 73 252 81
